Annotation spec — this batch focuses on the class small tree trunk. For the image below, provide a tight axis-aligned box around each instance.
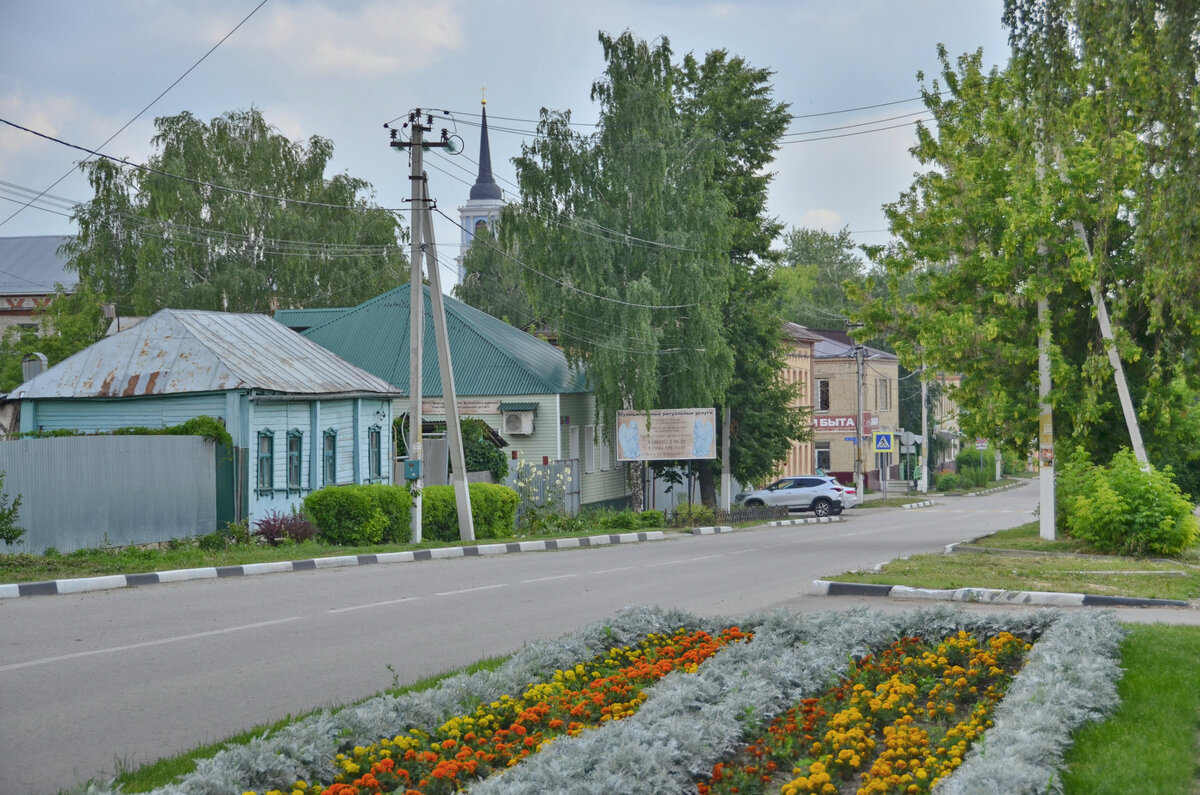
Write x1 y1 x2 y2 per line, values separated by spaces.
629 461 644 511
697 460 717 507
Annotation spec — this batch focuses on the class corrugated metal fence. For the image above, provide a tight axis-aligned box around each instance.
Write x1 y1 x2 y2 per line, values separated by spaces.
0 436 217 555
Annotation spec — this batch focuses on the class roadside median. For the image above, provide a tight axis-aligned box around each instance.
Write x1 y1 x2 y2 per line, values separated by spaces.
815 521 1200 609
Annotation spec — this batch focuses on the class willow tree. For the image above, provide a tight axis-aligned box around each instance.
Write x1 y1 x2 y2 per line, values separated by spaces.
65 108 407 316
501 32 736 508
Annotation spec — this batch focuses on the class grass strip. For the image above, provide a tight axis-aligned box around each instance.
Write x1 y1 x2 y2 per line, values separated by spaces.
1060 625 1200 794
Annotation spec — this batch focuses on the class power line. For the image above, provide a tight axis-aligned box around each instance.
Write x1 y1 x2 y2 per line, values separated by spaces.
0 0 269 230
435 206 701 310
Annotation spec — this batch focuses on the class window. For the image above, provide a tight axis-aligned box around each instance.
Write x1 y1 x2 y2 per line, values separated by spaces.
600 434 611 471
876 378 892 411
257 430 274 492
323 429 337 485
584 425 595 474
368 425 382 481
287 430 303 490
816 379 831 411
815 442 831 472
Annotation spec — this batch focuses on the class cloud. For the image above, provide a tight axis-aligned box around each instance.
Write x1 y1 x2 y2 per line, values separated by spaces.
796 208 844 231
245 1 465 77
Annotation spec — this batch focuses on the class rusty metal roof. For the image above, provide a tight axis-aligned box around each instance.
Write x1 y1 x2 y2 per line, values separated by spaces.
11 308 404 399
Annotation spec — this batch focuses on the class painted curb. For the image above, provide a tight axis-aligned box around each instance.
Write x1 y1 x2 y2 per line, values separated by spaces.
900 500 935 509
689 525 734 535
1 531 666 599
811 579 1190 608
767 516 844 527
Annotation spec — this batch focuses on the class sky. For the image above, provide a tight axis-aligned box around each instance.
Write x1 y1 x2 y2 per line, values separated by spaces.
0 0 1012 288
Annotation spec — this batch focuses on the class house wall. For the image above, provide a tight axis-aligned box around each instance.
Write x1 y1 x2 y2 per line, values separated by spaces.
394 391 631 511
811 356 900 486
249 396 393 519
776 338 815 479
19 393 228 435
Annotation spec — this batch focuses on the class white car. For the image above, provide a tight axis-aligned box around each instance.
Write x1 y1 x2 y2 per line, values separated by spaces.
734 476 846 517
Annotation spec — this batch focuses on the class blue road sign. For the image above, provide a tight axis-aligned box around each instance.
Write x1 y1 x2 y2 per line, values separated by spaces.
873 432 893 452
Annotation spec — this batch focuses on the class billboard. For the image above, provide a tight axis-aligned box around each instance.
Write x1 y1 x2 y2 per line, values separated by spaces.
616 408 716 461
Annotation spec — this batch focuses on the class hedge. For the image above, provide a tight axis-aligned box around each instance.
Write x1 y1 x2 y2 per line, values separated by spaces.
421 482 519 541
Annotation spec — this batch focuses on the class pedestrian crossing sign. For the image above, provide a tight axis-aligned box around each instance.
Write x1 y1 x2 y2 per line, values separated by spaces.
873 432 893 452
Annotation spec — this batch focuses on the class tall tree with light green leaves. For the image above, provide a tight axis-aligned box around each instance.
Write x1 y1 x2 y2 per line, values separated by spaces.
775 226 868 330
65 108 408 316
854 2 1200 496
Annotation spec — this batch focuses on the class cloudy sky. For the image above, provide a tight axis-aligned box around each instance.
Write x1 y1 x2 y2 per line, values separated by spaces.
0 0 1010 285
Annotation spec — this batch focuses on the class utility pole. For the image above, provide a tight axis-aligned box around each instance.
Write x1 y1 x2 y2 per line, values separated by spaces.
391 110 475 542
855 341 865 501
919 365 929 493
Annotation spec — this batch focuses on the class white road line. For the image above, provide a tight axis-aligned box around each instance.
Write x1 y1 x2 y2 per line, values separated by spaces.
328 597 420 613
435 583 508 596
519 574 578 584
644 559 686 568
0 617 304 673
688 554 724 561
589 566 638 574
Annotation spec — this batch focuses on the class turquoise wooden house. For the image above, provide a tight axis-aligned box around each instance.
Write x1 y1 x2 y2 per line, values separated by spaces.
10 308 403 524
277 285 631 511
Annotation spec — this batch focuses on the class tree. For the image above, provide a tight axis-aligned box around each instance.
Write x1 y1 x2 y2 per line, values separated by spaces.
501 32 737 509
65 108 408 316
0 285 108 391
454 225 541 332
775 227 868 329
856 3 1200 492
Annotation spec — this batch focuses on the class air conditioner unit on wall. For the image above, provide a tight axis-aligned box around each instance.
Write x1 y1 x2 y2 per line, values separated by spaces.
503 411 535 435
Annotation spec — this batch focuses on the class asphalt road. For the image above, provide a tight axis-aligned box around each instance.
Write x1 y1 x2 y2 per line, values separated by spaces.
0 482 1168 794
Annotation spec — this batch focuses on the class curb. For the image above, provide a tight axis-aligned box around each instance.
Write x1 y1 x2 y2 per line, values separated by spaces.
0 531 666 600
767 516 844 527
689 525 734 535
811 579 1191 609
900 500 935 509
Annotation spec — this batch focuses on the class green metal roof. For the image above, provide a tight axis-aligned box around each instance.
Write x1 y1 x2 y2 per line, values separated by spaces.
301 285 590 398
273 307 349 331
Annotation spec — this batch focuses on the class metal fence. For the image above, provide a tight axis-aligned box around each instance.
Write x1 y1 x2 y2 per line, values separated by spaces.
0 436 217 555
505 459 580 523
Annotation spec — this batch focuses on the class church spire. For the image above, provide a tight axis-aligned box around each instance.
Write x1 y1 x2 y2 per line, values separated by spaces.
470 95 502 201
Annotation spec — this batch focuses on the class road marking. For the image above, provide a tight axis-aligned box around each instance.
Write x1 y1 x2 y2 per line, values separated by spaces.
328 597 420 613
520 574 578 584
589 566 637 574
644 559 685 568
0 617 304 673
688 554 724 561
435 583 508 596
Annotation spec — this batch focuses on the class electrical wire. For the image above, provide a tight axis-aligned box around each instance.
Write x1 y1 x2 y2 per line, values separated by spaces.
0 0 269 230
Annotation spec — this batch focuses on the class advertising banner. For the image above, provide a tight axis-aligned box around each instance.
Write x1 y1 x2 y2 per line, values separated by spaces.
616 408 716 461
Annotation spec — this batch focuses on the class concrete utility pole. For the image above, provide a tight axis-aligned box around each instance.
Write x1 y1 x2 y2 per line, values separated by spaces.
919 367 929 493
391 110 475 542
1038 293 1056 540
855 342 865 501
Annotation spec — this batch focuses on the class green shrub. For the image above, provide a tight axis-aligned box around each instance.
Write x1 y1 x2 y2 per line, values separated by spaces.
599 509 641 530
673 502 715 527
461 418 510 483
1059 447 1198 556
638 510 665 528
934 473 961 492
303 486 387 546
420 483 519 541
362 484 413 543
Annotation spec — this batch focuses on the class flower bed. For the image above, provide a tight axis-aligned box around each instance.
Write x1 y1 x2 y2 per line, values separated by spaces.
696 630 1032 794
87 606 1123 795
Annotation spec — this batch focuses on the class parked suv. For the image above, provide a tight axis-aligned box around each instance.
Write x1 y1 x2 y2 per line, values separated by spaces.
734 476 846 517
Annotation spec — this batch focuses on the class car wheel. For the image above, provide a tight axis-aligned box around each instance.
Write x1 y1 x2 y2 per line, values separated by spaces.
812 498 833 517
745 498 764 508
